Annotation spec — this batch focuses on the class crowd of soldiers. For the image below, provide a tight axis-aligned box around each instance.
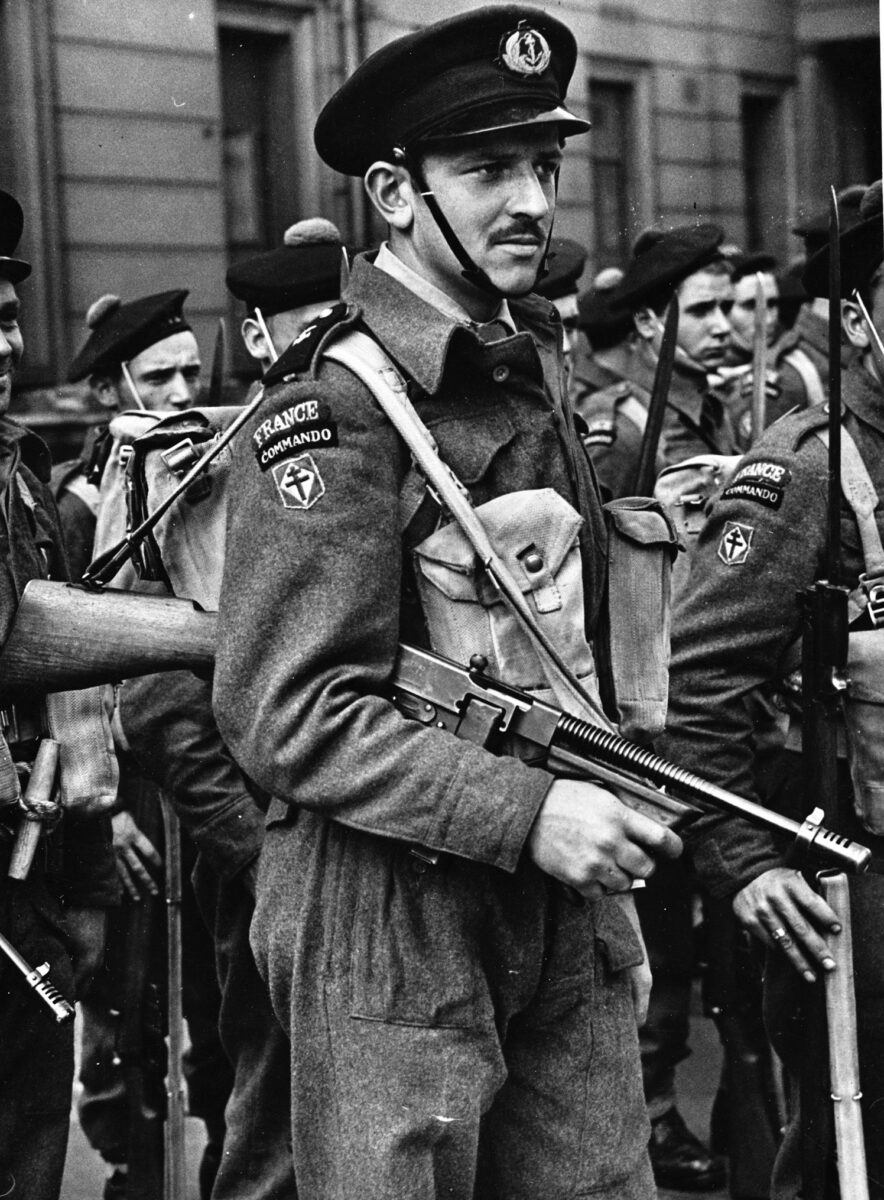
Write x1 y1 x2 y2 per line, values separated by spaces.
0 5 882 1200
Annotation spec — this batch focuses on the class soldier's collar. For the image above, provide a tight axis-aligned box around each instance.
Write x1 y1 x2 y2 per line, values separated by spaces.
347 252 551 396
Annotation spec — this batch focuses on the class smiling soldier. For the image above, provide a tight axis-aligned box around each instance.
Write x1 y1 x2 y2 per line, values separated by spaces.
213 8 681 1199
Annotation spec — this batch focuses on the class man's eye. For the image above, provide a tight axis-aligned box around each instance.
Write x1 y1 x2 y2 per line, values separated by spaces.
720 302 734 316
183 368 201 381
536 161 559 181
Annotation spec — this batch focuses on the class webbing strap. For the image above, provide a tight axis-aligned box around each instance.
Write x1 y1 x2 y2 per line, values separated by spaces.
815 426 884 577
784 348 825 409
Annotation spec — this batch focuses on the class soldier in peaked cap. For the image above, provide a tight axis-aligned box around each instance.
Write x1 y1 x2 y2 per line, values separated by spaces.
227 216 347 370
662 179 884 1199
576 223 738 500
0 190 117 1199
213 7 682 1199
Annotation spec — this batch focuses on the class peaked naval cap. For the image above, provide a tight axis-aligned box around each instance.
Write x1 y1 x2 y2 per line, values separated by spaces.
68 289 192 382
0 191 31 284
802 180 884 299
226 218 346 317
612 223 726 310
314 6 589 178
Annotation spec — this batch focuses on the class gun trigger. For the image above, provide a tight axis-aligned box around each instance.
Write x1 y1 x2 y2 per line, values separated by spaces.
391 692 438 725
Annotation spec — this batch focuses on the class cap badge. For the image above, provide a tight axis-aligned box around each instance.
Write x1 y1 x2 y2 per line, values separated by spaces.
499 23 551 77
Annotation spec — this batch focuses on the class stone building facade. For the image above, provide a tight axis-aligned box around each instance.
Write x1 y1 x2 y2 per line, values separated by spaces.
0 0 878 404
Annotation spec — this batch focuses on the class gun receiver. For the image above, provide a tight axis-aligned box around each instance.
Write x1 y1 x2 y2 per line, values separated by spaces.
390 644 871 875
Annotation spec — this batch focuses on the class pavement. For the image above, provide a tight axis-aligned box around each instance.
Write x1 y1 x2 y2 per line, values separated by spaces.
61 991 733 1200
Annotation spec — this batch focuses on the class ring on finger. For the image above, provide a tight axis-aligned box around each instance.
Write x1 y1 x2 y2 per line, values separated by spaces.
769 926 788 942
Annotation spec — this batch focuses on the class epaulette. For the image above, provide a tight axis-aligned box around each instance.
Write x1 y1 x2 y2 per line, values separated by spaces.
786 401 831 452
263 302 349 387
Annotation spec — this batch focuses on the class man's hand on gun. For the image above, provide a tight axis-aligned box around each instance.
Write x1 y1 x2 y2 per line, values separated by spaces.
112 811 163 900
528 778 683 900
732 866 842 984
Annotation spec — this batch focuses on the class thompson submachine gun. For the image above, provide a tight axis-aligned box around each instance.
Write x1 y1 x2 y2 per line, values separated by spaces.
389 643 872 875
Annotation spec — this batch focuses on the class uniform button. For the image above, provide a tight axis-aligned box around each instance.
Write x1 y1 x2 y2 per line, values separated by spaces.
492 365 510 383
523 551 544 572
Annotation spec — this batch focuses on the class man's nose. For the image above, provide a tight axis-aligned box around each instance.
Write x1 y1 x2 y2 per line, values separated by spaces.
510 165 551 219
709 306 731 337
166 371 197 409
0 329 12 360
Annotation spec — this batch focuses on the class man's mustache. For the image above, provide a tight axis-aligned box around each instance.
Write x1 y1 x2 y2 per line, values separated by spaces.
491 220 546 246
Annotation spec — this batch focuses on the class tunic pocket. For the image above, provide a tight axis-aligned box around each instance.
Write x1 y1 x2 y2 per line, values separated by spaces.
348 845 490 1029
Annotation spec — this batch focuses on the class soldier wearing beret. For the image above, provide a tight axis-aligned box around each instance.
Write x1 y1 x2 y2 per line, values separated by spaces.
765 186 866 421
212 7 682 1198
661 180 884 1198
0 190 117 1198
576 224 738 499
227 216 348 370
61 295 235 1200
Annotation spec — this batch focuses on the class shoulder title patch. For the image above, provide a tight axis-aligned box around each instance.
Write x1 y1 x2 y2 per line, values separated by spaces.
719 459 791 511
718 520 755 566
263 302 348 387
252 399 338 470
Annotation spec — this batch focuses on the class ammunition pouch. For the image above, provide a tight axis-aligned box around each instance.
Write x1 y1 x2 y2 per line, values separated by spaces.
412 488 603 719
603 497 680 741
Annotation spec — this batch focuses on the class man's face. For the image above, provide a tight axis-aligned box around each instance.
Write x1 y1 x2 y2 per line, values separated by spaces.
728 272 779 352
126 330 201 410
674 269 734 370
0 279 23 416
411 126 563 310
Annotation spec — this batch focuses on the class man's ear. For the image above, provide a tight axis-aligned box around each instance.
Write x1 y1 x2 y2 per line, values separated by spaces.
92 374 122 411
241 317 271 363
633 307 657 343
364 161 415 231
841 300 867 350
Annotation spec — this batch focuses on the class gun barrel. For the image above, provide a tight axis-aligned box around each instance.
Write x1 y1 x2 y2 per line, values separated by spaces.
0 927 74 1022
554 712 871 873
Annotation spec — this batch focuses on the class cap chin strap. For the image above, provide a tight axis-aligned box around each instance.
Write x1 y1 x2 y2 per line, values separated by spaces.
396 146 557 300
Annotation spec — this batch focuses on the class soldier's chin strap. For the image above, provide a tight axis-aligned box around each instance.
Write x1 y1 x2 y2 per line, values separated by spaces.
395 145 555 300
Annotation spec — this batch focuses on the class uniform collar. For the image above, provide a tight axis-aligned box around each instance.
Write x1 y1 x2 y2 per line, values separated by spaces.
345 250 556 396
627 340 711 424
373 242 517 333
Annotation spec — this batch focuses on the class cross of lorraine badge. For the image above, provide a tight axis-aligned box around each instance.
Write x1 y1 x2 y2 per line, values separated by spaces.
717 520 755 566
499 23 551 76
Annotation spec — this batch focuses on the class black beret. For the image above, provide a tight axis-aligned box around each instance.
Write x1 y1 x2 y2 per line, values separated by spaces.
315 6 589 177
729 251 778 282
793 184 867 258
535 237 587 300
68 289 192 382
578 269 631 337
802 180 883 299
226 218 346 317
0 191 31 284
612 223 726 310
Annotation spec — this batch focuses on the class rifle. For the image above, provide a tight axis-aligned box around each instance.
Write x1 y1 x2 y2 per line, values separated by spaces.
632 295 679 496
161 798 186 1200
749 272 769 443
389 643 871 874
797 187 864 1200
